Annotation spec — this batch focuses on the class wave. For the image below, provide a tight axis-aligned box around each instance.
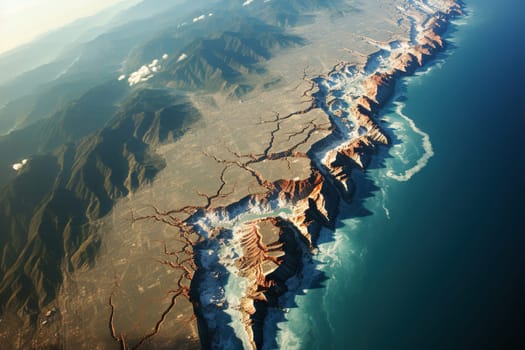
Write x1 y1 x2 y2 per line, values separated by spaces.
413 58 445 76
381 187 391 219
387 101 434 182
275 332 302 350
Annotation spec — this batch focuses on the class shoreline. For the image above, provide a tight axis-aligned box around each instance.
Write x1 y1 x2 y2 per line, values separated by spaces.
86 1 466 348
267 2 466 345
181 1 466 348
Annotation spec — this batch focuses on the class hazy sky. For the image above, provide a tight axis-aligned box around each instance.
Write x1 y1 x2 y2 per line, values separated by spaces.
0 0 125 54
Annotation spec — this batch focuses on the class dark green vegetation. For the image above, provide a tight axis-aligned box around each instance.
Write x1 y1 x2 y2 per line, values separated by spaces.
157 19 305 94
0 81 127 186
0 1 322 134
0 0 348 334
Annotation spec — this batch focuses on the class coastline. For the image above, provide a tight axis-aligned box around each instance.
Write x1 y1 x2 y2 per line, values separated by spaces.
179 1 466 347
275 8 474 347
5 0 524 348
72 1 467 348
299 1 525 347
266 2 466 347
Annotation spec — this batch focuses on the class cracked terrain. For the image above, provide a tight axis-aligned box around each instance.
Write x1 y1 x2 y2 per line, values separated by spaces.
0 0 463 349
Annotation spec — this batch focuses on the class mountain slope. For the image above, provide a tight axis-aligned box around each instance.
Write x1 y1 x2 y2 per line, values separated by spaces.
0 90 199 320
157 19 305 94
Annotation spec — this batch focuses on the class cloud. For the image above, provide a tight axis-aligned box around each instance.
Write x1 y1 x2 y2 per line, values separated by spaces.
192 13 213 23
242 0 254 6
12 159 28 171
118 74 126 81
162 53 169 60
127 58 162 86
177 53 188 62
192 14 206 23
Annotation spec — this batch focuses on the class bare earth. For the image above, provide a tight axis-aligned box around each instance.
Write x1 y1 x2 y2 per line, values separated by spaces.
34 1 461 348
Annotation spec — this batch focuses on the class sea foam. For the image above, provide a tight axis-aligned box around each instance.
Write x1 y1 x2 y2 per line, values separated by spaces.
386 101 434 182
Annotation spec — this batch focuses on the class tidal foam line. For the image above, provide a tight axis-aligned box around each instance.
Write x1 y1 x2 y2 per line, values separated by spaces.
387 101 434 182
275 328 302 350
381 187 391 220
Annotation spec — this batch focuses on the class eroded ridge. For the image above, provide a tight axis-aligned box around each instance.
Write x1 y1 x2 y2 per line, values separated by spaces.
112 1 464 348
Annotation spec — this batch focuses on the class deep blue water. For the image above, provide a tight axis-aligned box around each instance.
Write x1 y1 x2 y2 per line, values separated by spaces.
281 0 525 349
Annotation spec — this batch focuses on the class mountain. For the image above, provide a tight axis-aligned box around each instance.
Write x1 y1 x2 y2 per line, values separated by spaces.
0 89 199 320
156 19 305 94
0 0 351 336
0 0 210 110
242 0 349 27
0 0 344 132
0 74 115 135
0 80 128 186
0 0 135 86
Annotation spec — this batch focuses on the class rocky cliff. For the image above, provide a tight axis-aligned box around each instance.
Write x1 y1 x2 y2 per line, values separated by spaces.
183 1 465 348
105 1 464 348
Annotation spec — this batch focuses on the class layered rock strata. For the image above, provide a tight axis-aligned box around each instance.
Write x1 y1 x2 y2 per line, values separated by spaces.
199 2 462 348
125 1 463 348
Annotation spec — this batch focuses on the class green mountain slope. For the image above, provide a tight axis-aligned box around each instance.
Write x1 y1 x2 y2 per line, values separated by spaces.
0 81 126 187
0 0 351 335
0 90 199 320
157 19 305 94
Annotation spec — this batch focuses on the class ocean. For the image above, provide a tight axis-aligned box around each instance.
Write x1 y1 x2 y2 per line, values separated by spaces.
276 0 525 348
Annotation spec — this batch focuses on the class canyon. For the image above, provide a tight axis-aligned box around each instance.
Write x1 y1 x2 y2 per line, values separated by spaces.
96 1 464 348
0 1 464 348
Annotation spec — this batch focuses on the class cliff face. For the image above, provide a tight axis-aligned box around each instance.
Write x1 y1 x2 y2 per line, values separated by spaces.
80 1 462 348
236 217 310 349
186 1 464 348
0 0 465 348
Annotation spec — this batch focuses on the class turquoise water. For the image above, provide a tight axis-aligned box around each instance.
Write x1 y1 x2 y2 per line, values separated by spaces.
280 0 524 348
